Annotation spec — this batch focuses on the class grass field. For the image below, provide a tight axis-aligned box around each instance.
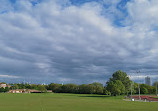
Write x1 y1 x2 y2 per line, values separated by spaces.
0 93 158 111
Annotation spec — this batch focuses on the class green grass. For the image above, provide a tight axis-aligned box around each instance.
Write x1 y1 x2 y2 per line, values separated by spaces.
0 93 158 111
152 96 158 98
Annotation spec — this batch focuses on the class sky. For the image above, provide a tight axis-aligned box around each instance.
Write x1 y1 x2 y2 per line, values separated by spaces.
0 0 158 84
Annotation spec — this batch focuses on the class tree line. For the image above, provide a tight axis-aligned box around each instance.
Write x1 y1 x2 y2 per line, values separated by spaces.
47 82 104 94
0 87 9 92
5 82 105 94
1 70 158 96
46 70 157 95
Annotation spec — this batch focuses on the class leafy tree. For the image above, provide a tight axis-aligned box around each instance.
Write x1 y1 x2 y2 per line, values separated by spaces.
108 70 131 94
17 83 25 89
141 87 148 94
0 87 5 92
30 84 38 90
37 85 47 92
132 82 138 94
4 87 9 92
140 84 155 94
24 83 31 89
91 82 104 94
106 80 125 96
11 84 19 89
48 83 62 93
153 82 158 88
61 84 78 93
92 82 103 87
103 88 111 95
78 84 94 94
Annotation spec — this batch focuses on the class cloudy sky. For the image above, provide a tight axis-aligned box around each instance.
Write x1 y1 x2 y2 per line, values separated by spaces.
0 0 158 84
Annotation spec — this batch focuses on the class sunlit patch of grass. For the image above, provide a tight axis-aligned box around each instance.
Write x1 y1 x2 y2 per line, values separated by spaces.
0 93 158 111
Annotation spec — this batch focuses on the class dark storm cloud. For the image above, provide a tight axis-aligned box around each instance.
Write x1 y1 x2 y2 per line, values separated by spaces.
0 0 158 84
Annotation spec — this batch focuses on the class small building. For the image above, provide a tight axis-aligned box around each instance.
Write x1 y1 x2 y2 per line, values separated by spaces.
9 89 46 93
28 89 42 93
9 89 30 93
47 90 52 93
0 83 7 88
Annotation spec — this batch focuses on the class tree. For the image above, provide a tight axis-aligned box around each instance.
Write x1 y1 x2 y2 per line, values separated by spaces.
92 82 103 87
103 88 111 95
4 87 9 92
78 84 94 94
16 83 25 89
106 80 125 96
11 84 19 89
61 84 78 93
108 70 132 94
153 82 158 87
91 82 104 94
48 83 62 93
141 87 148 94
37 85 47 92
0 87 5 92
140 84 155 94
132 82 138 94
24 83 31 89
30 84 38 90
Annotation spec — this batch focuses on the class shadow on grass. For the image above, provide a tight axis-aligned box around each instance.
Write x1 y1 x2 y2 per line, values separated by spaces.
78 95 111 98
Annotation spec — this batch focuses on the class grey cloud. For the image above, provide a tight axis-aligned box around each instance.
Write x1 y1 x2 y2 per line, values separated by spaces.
0 0 158 84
